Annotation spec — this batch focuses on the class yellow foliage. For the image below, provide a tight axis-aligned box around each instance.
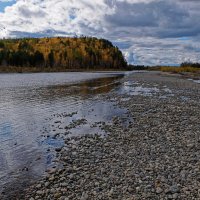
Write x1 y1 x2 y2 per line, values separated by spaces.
0 37 127 69
160 66 200 73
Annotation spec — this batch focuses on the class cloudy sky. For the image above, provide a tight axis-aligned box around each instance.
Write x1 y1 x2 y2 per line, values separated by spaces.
0 0 200 65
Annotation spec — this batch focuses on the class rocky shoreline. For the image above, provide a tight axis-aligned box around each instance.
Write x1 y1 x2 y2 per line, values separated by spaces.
6 71 200 199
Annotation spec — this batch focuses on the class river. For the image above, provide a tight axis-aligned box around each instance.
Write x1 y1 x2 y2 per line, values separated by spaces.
0 72 129 196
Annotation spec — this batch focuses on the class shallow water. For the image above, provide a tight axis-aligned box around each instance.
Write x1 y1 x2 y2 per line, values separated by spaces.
0 72 127 196
118 81 174 98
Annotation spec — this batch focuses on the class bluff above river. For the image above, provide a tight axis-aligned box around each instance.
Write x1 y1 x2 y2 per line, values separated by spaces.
0 37 127 71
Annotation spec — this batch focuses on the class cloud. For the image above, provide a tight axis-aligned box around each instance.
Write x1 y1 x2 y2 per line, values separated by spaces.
0 0 200 65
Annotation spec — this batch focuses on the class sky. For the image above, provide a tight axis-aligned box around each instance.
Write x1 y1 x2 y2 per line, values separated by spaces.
0 0 200 66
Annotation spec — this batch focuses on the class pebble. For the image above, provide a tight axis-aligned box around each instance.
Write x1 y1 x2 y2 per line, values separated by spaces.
36 184 42 189
23 72 200 200
156 187 163 194
44 182 50 187
80 192 89 200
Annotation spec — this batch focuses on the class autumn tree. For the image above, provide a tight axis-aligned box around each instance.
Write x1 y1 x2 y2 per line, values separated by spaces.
0 37 128 70
48 50 54 67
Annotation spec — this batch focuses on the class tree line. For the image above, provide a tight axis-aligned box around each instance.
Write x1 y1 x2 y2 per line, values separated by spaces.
0 37 127 70
180 62 200 68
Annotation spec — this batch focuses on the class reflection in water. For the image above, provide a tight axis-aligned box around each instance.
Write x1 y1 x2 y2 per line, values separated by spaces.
0 72 126 198
75 76 122 95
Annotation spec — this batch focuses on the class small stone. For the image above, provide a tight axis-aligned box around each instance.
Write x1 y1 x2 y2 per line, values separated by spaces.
93 191 97 196
169 185 179 194
36 184 42 189
72 152 77 156
94 182 99 186
61 183 68 187
172 193 178 199
136 187 140 191
54 193 61 198
108 188 114 196
68 174 74 179
80 192 89 200
187 143 194 148
48 168 57 174
59 197 66 200
50 188 56 193
198 189 200 195
85 174 90 179
36 190 44 195
127 187 134 193
138 179 142 184
146 185 152 189
45 182 50 187
60 188 68 192
49 176 55 181
156 187 163 194
168 195 173 199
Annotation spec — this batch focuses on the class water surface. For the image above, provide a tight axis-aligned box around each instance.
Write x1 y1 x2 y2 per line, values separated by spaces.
0 72 127 197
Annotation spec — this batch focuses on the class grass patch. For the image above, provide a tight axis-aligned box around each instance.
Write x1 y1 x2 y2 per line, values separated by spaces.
160 66 200 73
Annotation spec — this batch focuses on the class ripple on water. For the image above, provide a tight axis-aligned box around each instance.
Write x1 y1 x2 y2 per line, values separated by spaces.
0 72 128 196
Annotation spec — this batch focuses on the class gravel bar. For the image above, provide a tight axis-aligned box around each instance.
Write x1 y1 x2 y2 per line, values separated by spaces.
12 72 200 199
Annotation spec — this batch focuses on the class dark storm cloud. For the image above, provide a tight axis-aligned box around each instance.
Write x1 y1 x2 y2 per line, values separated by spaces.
106 1 158 27
105 0 200 39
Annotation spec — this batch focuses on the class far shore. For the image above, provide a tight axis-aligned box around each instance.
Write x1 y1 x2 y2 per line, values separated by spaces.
1 66 200 83
157 70 200 80
0 66 130 74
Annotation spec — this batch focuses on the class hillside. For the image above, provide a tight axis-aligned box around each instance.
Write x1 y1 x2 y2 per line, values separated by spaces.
0 37 127 71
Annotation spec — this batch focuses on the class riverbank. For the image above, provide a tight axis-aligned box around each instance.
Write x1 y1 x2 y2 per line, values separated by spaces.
0 66 129 74
4 71 200 199
164 70 200 80
150 66 200 80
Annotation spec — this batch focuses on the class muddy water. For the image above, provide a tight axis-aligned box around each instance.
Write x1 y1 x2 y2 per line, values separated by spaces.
0 72 128 196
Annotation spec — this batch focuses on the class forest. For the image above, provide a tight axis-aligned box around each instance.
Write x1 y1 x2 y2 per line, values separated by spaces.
0 37 127 71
